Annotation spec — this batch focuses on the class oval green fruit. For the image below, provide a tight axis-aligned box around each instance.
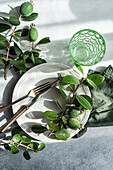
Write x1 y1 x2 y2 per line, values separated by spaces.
55 129 70 140
69 109 80 118
20 2 33 17
68 118 80 130
29 27 38 42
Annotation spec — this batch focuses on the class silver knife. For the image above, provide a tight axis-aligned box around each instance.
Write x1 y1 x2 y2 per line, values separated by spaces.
0 79 58 133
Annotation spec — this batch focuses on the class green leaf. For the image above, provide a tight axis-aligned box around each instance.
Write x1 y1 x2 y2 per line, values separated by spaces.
0 41 8 50
36 37 50 46
22 13 38 21
15 28 29 37
76 95 92 110
0 59 4 65
43 111 58 120
9 59 26 72
48 122 59 131
86 74 104 86
29 142 37 150
23 150 31 160
12 134 21 142
35 57 46 65
11 145 19 154
9 46 16 55
31 124 47 133
62 75 80 85
21 136 31 143
59 84 68 99
62 116 67 125
20 40 32 47
0 16 8 22
55 129 70 140
14 43 22 57
13 35 19 42
85 78 97 89
12 127 22 136
37 143 45 151
32 49 41 53
74 63 84 74
8 5 19 15
22 51 29 60
0 34 6 41
4 143 11 151
30 53 35 64
0 23 11 33
9 16 20 26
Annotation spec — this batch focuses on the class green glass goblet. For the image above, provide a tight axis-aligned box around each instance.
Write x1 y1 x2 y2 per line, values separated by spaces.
69 29 106 66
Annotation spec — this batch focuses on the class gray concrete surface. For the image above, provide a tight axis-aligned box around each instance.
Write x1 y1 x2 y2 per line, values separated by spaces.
0 0 113 169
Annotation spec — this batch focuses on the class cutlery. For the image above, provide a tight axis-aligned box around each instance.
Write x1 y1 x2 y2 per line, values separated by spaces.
0 81 52 113
0 79 58 133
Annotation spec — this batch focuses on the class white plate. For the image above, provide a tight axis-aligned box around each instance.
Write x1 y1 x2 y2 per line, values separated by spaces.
12 63 91 143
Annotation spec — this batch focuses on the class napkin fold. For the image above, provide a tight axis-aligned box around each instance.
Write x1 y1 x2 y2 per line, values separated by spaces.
73 65 113 138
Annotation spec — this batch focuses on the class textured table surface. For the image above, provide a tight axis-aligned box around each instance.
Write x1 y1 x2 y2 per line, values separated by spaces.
0 0 113 170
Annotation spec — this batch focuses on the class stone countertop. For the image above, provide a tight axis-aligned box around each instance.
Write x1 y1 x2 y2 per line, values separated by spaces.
0 0 113 170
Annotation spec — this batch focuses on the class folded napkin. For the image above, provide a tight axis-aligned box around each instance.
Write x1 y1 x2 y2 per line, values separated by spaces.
73 65 113 138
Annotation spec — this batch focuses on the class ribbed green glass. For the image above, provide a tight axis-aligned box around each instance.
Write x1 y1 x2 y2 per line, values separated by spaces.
69 29 106 66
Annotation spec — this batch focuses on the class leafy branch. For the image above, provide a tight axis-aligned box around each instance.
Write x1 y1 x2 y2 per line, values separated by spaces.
0 1 50 79
31 66 104 140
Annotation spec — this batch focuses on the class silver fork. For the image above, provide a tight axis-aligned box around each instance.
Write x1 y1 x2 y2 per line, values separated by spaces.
0 79 58 133
0 81 52 113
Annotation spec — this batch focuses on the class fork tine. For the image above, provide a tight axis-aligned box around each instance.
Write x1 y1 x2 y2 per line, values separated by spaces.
33 82 50 91
33 82 51 95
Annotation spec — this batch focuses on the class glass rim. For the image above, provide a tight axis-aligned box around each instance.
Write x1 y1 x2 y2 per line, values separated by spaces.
69 29 106 66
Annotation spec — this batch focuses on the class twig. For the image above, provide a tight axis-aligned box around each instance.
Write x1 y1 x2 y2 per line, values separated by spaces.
4 15 22 80
8 139 39 152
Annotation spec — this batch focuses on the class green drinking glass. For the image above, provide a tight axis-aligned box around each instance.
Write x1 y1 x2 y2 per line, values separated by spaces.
69 29 106 66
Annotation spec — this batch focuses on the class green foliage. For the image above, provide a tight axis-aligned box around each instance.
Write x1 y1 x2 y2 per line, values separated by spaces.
14 43 22 57
0 34 6 41
23 150 31 160
74 63 84 74
13 35 19 42
12 134 21 142
62 75 80 85
85 78 97 89
20 40 32 47
43 111 58 120
37 143 45 151
22 13 38 21
9 59 26 72
62 116 67 125
55 129 70 140
12 127 22 136
30 53 35 64
4 143 11 151
9 16 20 26
11 145 19 154
15 28 29 37
48 122 59 131
21 136 31 143
36 37 51 46
31 124 47 133
86 74 104 86
0 23 11 32
76 95 93 110
59 84 68 99
0 41 8 50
